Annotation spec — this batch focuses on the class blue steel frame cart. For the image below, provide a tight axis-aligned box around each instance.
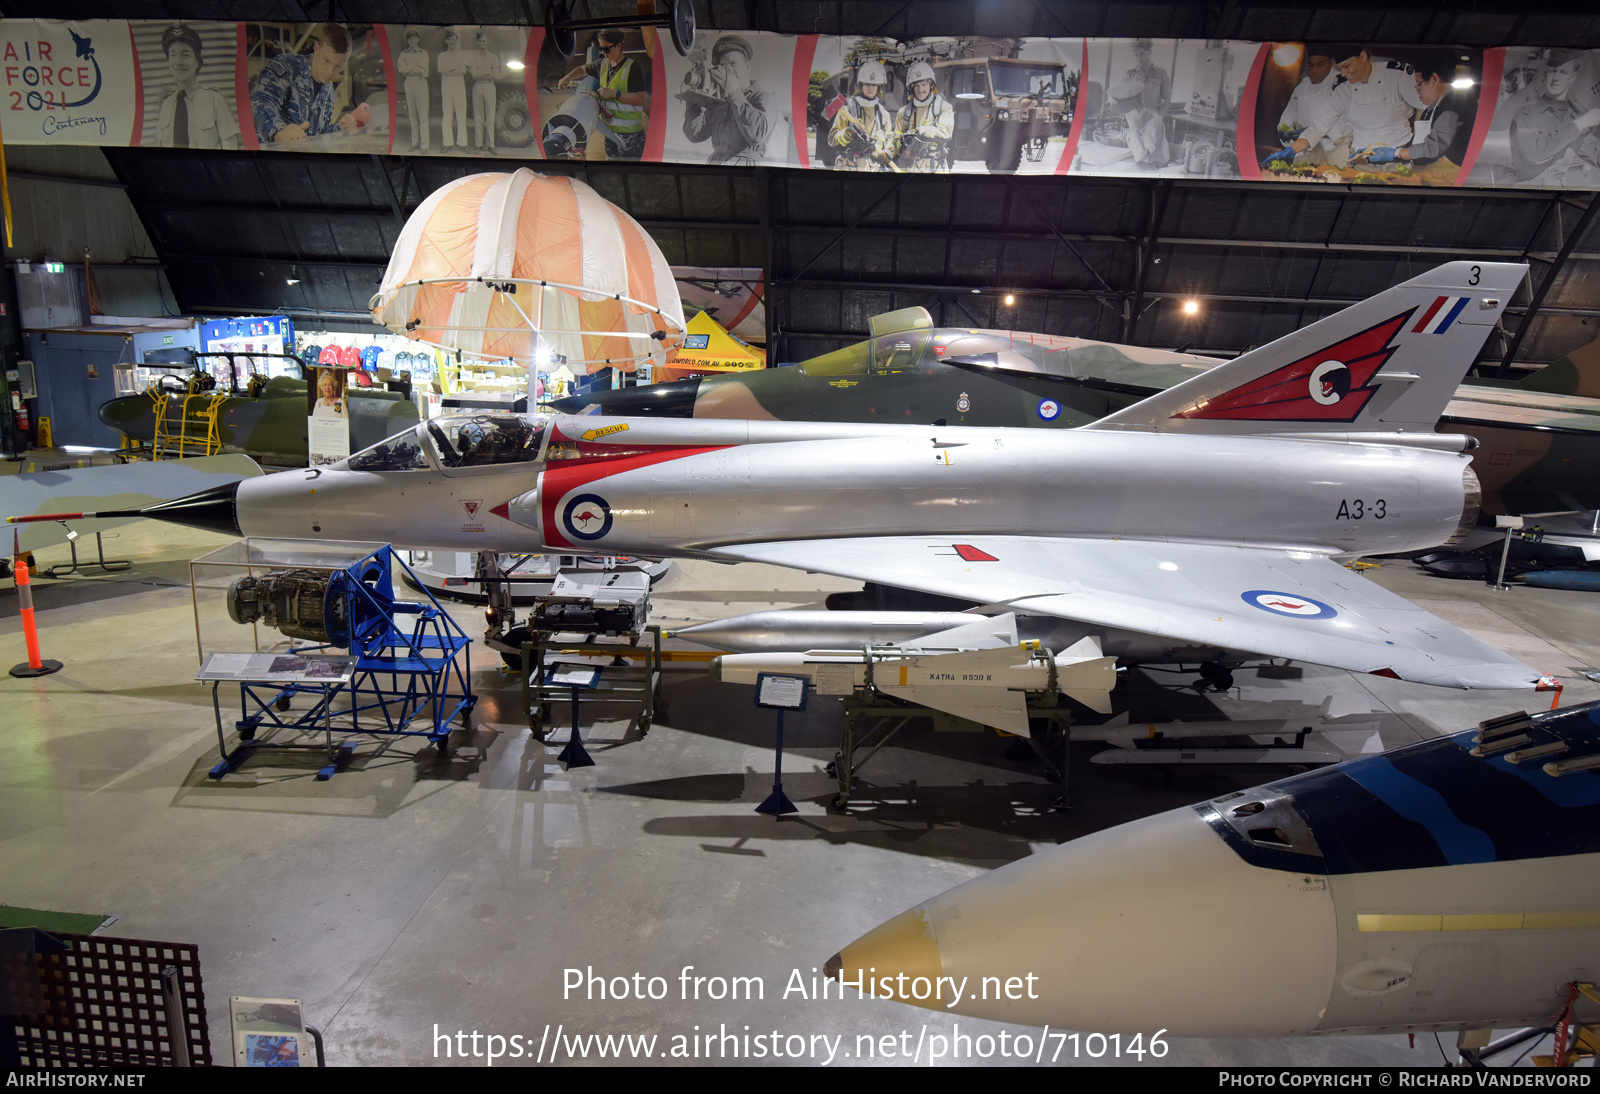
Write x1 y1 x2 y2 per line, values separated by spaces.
193 542 475 779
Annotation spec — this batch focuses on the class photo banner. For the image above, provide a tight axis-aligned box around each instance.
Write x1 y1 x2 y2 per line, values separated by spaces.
4 19 1598 191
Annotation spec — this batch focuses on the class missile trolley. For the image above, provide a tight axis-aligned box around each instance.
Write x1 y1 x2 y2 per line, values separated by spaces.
703 613 1116 809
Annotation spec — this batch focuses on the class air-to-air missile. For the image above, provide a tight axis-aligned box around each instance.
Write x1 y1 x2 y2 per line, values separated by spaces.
826 699 1600 1038
705 613 1117 733
10 262 1557 692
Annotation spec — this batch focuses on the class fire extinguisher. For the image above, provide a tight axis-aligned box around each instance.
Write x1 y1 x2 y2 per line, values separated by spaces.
12 390 28 432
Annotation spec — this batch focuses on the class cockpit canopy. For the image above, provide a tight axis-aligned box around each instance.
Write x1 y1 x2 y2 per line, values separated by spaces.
346 414 550 472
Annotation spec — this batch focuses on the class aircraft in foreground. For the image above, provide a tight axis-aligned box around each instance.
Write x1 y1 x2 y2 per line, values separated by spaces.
14 262 1552 690
826 699 1600 1040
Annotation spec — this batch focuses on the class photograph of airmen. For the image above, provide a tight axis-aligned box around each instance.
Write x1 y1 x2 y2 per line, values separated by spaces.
1073 38 1245 178
1254 42 1483 186
1466 47 1600 189
660 31 795 168
133 21 241 149
805 36 1078 175
394 26 430 152
386 24 532 156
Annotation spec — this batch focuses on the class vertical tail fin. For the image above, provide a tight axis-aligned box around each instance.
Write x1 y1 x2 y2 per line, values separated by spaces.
1085 262 1526 436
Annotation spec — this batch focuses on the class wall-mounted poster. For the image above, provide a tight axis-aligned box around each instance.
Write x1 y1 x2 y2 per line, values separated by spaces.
799 35 1084 175
2 18 1597 193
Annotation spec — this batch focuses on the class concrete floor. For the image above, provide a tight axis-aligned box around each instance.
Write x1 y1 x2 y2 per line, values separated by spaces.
2 518 1597 1068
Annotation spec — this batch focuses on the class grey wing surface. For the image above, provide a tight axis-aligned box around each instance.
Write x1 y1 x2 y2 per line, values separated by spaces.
707 536 1543 690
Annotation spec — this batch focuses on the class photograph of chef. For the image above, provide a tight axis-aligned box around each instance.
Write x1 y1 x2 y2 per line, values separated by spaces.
437 28 471 152
558 29 651 160
1275 47 1425 167
1358 61 1479 182
1266 45 1350 167
251 23 356 144
680 34 772 166
396 26 430 152
829 59 895 171
155 23 240 149
469 30 504 153
894 61 954 172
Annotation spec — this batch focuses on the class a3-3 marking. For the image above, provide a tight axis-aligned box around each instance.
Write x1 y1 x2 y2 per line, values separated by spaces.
1336 498 1386 520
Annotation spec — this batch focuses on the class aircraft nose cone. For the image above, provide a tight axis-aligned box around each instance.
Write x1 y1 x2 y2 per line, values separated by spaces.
828 806 1339 1037
547 379 701 417
138 481 243 538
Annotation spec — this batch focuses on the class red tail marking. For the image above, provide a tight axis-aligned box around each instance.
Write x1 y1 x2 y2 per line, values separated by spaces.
954 544 999 562
1176 312 1410 423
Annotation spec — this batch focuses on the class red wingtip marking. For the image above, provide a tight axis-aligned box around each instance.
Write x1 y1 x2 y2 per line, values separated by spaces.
1368 668 1402 680
954 544 999 562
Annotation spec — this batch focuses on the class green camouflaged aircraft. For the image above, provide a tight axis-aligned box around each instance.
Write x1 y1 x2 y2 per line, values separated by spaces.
99 375 421 466
552 306 1600 517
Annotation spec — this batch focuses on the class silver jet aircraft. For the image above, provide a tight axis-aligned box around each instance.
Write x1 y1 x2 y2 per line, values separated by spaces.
22 262 1547 690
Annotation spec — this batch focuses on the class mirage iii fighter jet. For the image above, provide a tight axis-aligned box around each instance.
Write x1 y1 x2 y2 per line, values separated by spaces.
17 262 1550 691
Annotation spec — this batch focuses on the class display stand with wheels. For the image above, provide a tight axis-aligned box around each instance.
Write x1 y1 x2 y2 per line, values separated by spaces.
191 540 476 778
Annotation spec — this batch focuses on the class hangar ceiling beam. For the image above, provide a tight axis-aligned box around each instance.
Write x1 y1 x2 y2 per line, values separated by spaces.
1002 178 1118 295
1497 194 1599 377
1125 179 1171 343
775 276 1600 318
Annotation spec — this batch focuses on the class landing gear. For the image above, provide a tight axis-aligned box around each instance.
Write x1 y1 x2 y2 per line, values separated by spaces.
1196 660 1235 693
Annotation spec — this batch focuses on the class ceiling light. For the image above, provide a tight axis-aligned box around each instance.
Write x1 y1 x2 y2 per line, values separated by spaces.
1182 299 1199 315
506 60 525 70
1004 294 1015 306
286 278 300 285
1272 44 1302 68
1451 76 1475 89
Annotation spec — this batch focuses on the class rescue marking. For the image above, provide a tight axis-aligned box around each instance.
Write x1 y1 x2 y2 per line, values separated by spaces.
581 423 630 442
1241 590 1337 619
562 493 614 541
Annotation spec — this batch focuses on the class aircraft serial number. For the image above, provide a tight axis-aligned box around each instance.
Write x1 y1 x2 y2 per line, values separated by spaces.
1336 499 1386 520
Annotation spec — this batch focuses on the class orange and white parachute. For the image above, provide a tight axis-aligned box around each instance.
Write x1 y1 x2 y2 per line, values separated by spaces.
370 169 685 373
